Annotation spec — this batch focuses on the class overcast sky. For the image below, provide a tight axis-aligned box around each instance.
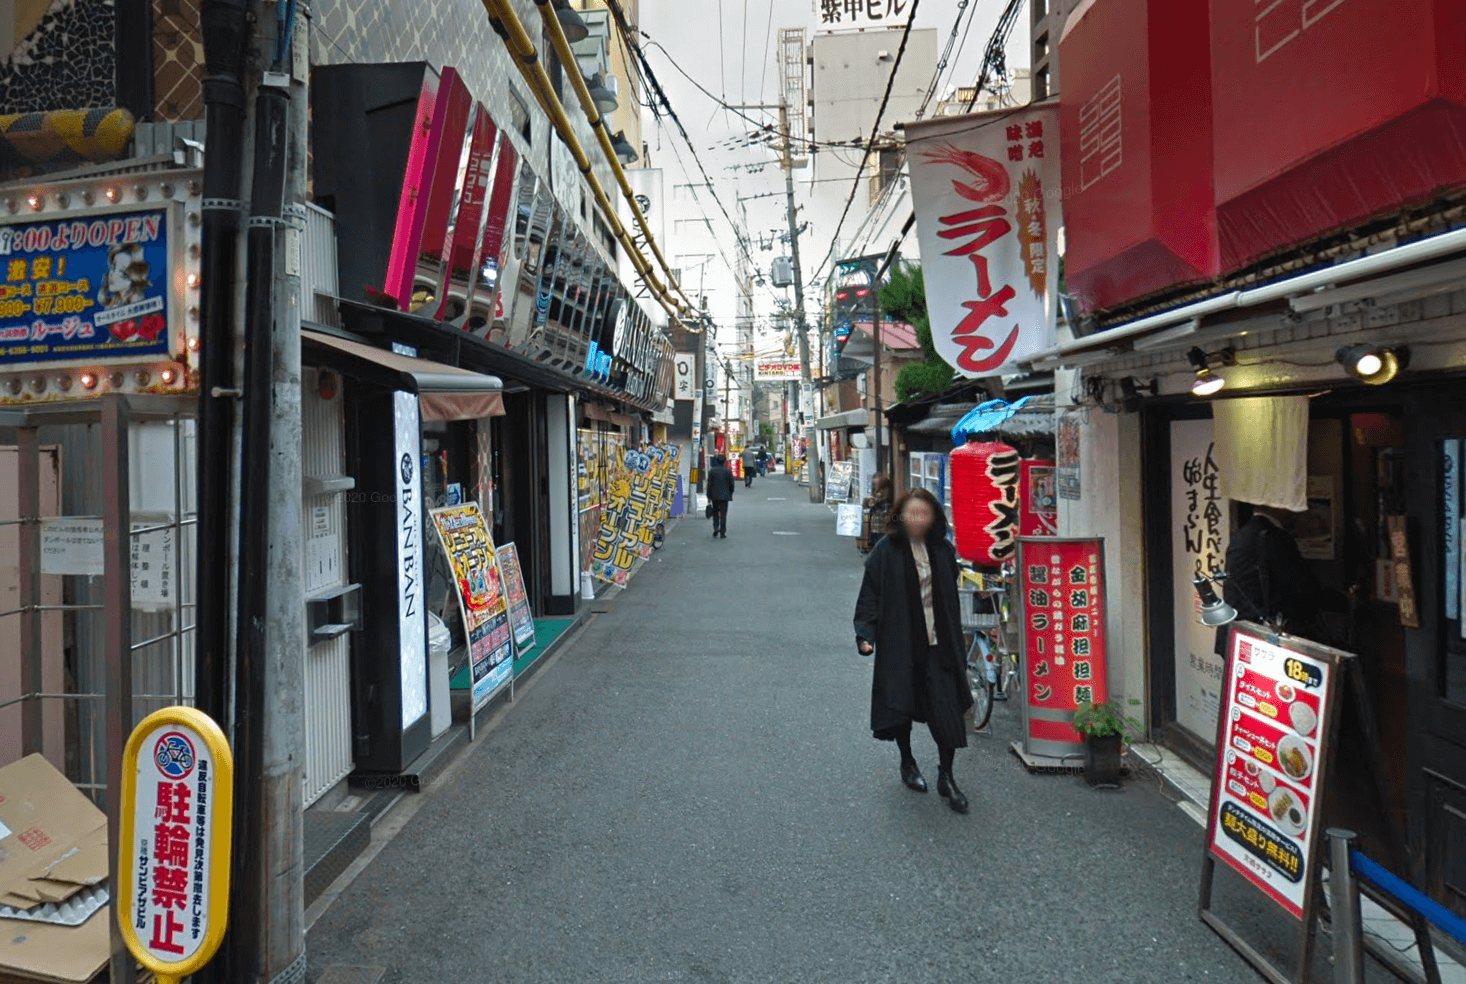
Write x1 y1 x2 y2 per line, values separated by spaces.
634 0 1032 349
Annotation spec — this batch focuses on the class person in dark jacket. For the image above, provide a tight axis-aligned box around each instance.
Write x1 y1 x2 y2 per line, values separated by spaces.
757 448 770 476
1215 503 1349 655
706 455 735 538
853 488 974 813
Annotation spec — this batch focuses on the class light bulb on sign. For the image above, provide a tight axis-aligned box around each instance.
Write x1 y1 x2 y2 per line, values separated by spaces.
80 372 98 390
160 367 178 385
187 272 201 289
104 187 120 203
27 195 42 211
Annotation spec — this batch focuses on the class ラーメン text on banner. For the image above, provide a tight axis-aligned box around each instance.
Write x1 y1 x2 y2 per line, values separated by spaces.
906 107 1060 378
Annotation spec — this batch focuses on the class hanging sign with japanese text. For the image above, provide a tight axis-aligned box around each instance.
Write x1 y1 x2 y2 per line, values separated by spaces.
429 502 513 706
495 542 537 654
0 208 172 368
754 360 802 380
1057 414 1081 500
818 0 910 28
950 440 1020 565
1017 537 1109 757
118 706 233 984
1206 624 1344 921
906 107 1060 378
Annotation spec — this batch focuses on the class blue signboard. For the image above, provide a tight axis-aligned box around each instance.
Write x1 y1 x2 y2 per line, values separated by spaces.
0 208 171 367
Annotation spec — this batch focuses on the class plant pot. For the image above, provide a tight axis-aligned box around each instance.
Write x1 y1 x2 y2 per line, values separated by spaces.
1083 733 1123 787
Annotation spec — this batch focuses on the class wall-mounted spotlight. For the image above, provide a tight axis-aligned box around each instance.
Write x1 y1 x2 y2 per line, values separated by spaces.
1336 344 1407 385
1188 346 1233 397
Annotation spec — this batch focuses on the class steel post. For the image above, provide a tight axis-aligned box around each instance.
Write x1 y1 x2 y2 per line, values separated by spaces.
16 425 42 756
1327 828 1364 984
101 395 135 984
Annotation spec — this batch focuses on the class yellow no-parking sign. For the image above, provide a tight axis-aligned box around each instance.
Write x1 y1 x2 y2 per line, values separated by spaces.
117 706 233 984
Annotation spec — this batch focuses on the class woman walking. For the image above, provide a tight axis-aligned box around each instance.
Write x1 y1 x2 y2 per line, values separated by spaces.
853 488 972 813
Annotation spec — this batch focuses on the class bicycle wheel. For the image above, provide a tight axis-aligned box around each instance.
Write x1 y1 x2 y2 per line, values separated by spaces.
968 655 995 730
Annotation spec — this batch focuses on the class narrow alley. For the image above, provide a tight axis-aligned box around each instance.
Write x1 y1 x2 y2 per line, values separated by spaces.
304 478 1262 984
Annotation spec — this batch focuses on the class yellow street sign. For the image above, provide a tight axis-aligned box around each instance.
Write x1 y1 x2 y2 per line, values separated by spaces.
117 706 233 984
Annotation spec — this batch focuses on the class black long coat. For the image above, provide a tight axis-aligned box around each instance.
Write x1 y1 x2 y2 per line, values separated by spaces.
853 533 973 741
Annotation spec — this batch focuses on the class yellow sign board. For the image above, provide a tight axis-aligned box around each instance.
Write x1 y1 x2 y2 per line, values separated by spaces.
117 706 233 984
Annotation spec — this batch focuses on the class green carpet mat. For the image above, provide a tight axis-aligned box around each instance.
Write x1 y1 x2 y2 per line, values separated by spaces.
450 617 579 690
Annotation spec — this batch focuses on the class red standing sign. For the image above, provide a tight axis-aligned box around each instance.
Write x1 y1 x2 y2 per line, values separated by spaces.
1016 537 1109 757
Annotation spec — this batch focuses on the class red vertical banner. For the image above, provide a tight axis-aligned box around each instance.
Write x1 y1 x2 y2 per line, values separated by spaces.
382 69 442 308
416 68 473 274
1018 537 1109 755
434 105 500 322
1019 459 1058 537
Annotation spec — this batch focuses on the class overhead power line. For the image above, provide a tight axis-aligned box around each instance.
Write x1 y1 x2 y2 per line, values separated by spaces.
603 0 757 271
809 0 923 287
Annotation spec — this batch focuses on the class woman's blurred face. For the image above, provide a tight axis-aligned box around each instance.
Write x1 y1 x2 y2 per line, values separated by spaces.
901 498 935 539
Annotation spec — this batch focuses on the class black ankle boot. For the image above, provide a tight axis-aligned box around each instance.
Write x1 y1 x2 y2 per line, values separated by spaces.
937 771 968 813
899 759 928 793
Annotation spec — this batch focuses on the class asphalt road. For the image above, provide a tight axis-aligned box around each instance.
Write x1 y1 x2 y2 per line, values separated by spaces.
304 474 1292 984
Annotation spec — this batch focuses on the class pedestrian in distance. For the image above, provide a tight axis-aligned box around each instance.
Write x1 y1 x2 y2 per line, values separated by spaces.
853 488 973 813
741 445 757 487
757 447 770 476
706 455 735 539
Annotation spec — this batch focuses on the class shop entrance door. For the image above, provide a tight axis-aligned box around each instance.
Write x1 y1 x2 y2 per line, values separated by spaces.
1403 381 1466 917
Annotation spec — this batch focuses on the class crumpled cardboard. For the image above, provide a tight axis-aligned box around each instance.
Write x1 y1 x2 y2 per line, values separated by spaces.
0 756 110 983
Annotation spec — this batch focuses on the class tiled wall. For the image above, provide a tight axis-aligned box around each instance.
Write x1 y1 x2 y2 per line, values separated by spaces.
152 0 204 123
0 0 116 115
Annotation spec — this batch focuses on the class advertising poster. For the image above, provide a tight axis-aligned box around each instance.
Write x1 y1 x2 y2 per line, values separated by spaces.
590 443 681 585
495 542 537 653
1017 537 1108 751
1171 419 1229 742
825 460 856 502
429 502 513 706
1057 415 1081 500
906 107 1060 378
0 208 172 368
1294 475 1335 561
1019 459 1057 536
1206 626 1335 920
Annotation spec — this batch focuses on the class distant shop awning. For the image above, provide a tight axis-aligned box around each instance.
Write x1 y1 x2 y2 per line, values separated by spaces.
817 409 868 430
302 329 505 421
907 402 980 435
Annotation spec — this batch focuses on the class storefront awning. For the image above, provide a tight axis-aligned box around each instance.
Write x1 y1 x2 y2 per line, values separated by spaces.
302 329 506 421
816 409 868 430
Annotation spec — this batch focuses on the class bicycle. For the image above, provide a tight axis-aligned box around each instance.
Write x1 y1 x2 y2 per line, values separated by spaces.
959 564 1021 731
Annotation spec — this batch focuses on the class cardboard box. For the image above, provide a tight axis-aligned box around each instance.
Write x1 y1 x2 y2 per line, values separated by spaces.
0 756 111 983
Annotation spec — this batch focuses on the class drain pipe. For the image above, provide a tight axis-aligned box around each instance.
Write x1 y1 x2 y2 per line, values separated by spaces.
196 0 249 742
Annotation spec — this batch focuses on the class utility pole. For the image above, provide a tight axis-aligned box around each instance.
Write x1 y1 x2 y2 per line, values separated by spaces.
732 98 820 501
780 102 821 503
220 5 309 982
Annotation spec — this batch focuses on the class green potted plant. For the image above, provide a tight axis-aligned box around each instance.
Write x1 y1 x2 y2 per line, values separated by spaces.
1071 698 1145 787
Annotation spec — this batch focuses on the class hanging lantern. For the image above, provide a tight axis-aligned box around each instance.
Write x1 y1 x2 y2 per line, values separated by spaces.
950 439 1021 566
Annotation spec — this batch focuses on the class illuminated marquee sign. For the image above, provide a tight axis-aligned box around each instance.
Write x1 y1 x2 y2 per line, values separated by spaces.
0 171 202 404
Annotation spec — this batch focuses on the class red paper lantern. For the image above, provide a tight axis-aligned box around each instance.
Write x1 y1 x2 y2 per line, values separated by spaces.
950 440 1021 565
